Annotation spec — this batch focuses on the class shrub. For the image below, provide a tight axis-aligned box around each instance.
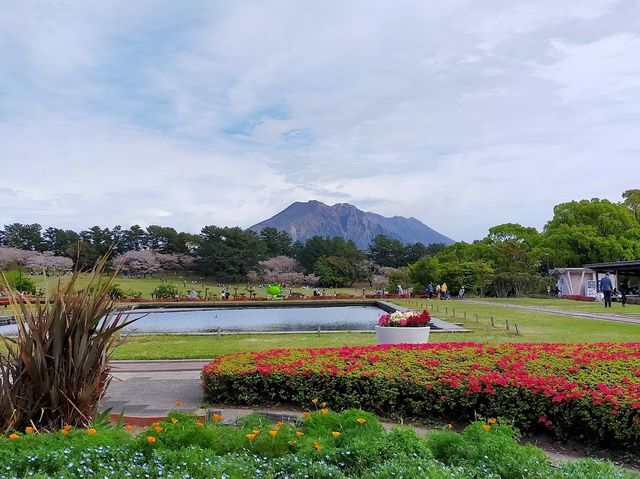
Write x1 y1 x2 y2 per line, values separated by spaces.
152 284 179 299
2 271 37 294
202 342 640 451
0 256 137 430
0 411 634 479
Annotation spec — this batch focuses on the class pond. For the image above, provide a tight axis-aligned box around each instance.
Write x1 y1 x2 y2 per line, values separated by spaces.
0 305 385 335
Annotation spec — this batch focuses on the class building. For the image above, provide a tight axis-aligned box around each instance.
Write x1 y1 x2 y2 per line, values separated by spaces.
549 267 610 297
583 260 640 296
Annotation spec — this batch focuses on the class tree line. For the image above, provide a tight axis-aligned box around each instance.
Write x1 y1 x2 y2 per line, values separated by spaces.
1 190 639 295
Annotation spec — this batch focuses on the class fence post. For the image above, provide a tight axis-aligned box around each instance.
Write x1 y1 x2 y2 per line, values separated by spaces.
514 323 520 335
475 313 479 323
217 328 221 341
452 308 455 318
490 316 495 327
464 311 467 320
505 319 509 331
445 307 448 315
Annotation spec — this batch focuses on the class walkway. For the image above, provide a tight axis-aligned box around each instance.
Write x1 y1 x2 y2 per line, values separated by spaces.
463 300 640 325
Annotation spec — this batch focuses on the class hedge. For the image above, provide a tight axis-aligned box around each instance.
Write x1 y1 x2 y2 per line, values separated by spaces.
202 342 640 451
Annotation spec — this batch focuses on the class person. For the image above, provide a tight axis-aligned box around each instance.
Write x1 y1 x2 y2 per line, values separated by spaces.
600 273 613 307
426 282 434 299
621 290 628 307
435 283 441 299
397 284 404 295
441 282 448 298
458 286 465 300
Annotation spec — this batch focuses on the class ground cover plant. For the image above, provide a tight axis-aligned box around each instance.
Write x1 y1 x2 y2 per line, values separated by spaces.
202 342 640 452
0 410 636 478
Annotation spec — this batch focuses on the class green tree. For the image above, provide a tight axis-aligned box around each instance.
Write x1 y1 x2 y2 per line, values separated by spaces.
259 227 294 257
296 236 363 273
43 227 80 256
2 223 44 252
368 235 406 267
313 256 357 287
196 226 266 281
622 189 640 221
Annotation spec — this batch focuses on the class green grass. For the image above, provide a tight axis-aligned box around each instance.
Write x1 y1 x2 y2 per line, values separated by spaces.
468 296 640 316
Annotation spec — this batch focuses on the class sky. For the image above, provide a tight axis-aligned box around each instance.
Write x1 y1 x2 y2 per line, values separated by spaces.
1 1 639 243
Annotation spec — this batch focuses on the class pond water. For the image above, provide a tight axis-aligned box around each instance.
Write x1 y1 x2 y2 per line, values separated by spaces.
0 305 385 335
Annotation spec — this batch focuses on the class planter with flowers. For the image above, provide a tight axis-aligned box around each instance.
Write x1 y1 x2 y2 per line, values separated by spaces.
375 309 431 344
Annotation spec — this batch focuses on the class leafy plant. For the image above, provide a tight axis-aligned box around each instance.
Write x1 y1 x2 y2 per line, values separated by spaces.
152 283 179 299
2 271 37 294
0 256 137 431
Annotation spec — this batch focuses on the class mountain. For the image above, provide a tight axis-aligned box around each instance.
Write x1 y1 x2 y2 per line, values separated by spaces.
248 200 454 249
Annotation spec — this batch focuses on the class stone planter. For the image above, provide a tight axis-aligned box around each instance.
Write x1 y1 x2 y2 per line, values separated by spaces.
375 325 430 345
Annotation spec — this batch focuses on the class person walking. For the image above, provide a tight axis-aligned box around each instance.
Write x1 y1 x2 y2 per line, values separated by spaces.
435 283 441 299
600 273 613 307
426 282 434 299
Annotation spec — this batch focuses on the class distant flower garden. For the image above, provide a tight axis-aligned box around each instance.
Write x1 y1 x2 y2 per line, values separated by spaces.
202 342 640 451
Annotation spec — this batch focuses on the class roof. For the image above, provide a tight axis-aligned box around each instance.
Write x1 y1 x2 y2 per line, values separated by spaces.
583 260 640 273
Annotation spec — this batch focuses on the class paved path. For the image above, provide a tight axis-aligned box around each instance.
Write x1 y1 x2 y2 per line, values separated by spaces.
462 300 640 325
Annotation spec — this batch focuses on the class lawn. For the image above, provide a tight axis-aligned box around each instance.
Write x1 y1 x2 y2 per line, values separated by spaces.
114 299 640 359
468 296 640 316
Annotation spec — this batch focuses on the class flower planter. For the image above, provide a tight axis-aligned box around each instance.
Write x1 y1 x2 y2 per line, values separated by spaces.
375 325 430 345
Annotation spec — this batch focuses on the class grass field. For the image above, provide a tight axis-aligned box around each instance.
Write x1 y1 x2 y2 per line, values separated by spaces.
113 297 640 359
11 274 640 360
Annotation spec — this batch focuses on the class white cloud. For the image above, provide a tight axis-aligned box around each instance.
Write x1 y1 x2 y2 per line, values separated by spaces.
0 0 639 242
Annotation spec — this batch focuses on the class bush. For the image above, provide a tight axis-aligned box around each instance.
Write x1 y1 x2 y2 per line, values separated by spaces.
202 343 640 451
152 284 180 299
1 271 37 294
0 411 634 479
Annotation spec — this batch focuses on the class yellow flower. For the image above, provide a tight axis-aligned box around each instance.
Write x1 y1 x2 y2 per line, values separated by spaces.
155 426 163 433
171 418 178 424
488 418 497 425
482 425 491 431
321 402 327 408
147 436 156 444
9 433 19 440
296 431 304 438
61 430 69 436
332 431 341 439
313 440 321 452
356 418 366 425
276 421 284 429
269 429 278 438
213 413 222 422
246 433 256 441
152 422 160 427
25 427 34 434
320 409 328 415
303 412 311 419
196 422 204 429
125 425 134 431
63 425 72 431
252 429 261 436
311 398 319 405
87 428 97 436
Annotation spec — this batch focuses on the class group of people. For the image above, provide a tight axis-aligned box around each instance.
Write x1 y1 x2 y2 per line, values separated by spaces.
425 282 464 300
599 272 628 307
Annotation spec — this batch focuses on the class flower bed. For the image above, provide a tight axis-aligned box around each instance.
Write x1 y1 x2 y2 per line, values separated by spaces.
202 342 640 451
0 410 634 478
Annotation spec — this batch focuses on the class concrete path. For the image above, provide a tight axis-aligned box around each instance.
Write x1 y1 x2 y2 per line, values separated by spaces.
462 300 640 325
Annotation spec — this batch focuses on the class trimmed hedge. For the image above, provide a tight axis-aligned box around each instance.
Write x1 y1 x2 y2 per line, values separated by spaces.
202 342 640 451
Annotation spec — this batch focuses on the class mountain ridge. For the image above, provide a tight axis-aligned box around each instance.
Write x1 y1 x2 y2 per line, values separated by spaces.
248 200 454 249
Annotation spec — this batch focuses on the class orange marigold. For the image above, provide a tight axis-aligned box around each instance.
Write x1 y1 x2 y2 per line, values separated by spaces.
356 418 366 425
320 409 328 415
313 440 321 451
483 425 491 431
196 422 204 429
332 431 341 439
213 413 222 422
25 427 34 434
87 428 97 436
147 436 156 444
9 433 19 440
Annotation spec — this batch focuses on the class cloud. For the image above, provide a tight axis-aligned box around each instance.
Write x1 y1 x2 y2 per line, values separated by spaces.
1 0 639 242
